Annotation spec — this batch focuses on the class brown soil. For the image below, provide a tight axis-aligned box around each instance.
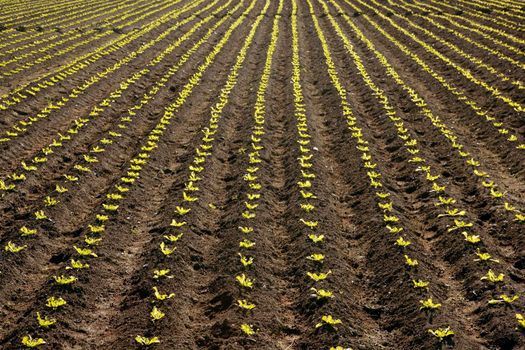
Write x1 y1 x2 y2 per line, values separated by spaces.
0 0 524 349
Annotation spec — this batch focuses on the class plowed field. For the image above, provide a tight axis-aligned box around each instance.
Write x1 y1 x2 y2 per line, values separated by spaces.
0 0 524 349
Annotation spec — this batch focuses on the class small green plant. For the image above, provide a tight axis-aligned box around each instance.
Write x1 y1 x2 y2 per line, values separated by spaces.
404 255 418 267
170 220 186 227
74 165 91 172
307 270 331 282
307 253 325 262
103 203 119 211
310 288 334 299
300 203 316 212
0 180 16 191
237 299 256 310
36 312 56 327
159 242 176 256
152 286 174 301
53 275 78 285
412 280 429 289
66 259 89 270
315 315 342 330
135 335 160 346
20 226 37 236
239 226 254 234
150 306 165 321
419 298 441 310
240 324 255 335
395 237 410 247
164 233 183 242
85 236 102 245
34 210 48 220
481 270 504 283
175 206 191 215
73 246 98 257
462 232 480 244
474 249 499 263
5 241 27 253
106 193 122 200
153 269 173 279
46 296 67 309
239 239 255 248
21 335 45 347
386 225 403 234
488 294 519 305
239 253 254 267
88 224 105 233
516 314 525 329
242 211 256 219
55 185 68 193
383 214 399 223
428 327 454 342
300 218 318 229
64 174 78 182
236 274 254 288
308 234 324 243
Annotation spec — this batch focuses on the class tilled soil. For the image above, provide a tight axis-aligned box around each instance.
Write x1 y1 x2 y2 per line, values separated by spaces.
0 0 524 349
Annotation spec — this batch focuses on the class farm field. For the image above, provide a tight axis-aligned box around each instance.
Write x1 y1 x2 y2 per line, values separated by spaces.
0 0 524 349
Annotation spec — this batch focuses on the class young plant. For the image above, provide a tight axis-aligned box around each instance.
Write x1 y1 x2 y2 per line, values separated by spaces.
310 288 334 299
135 335 160 346
239 239 255 248
462 232 480 244
395 237 411 247
150 306 165 321
103 203 119 211
428 327 454 342
236 274 254 288
315 315 342 330
488 294 519 305
404 255 418 267
300 218 318 229
412 280 430 289
474 249 499 263
53 275 78 285
175 206 191 215
55 185 68 193
85 236 102 245
300 203 316 212
419 298 441 310
36 312 56 327
516 314 525 329
237 299 256 310
480 270 504 283
73 246 98 257
21 335 45 348
307 253 325 262
240 323 255 335
153 269 173 279
46 296 66 309
239 253 254 267
66 259 89 270
159 242 176 256
5 241 27 253
64 174 78 182
170 219 186 227
163 233 183 242
239 226 254 234
152 286 174 301
20 226 37 236
88 224 105 233
307 270 331 282
308 234 324 243
34 210 48 220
